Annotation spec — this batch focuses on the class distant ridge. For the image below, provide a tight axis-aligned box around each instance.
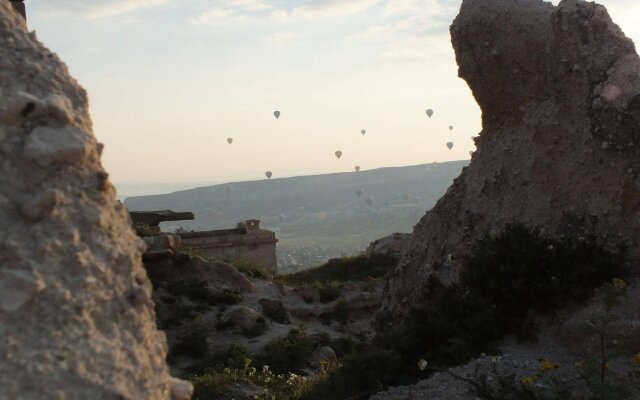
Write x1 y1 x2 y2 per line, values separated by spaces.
125 161 468 270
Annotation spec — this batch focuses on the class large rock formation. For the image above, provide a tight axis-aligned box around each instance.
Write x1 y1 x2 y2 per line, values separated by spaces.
381 0 640 322
0 3 190 399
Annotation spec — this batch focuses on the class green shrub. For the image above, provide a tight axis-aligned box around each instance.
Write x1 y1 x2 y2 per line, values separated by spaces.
134 223 159 237
185 344 249 376
460 224 627 339
170 319 210 360
255 328 316 374
317 281 341 303
259 299 290 324
191 358 313 400
302 347 411 400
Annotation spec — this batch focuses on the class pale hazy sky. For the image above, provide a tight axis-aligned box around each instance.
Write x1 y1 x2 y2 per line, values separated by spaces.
25 0 640 188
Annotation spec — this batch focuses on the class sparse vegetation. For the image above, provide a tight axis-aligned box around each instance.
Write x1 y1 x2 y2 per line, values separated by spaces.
451 279 639 400
316 281 341 303
176 223 630 400
169 318 211 360
254 328 317 375
281 253 398 286
164 279 242 306
259 299 290 324
134 223 159 237
208 256 273 280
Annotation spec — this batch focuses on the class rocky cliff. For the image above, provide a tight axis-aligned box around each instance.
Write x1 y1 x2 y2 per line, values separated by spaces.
381 0 640 322
0 3 190 399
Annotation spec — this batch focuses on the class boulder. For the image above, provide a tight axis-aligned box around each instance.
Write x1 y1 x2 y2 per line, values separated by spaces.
293 286 321 303
0 3 189 398
381 0 640 323
228 306 263 334
259 298 290 324
309 346 337 370
366 233 410 257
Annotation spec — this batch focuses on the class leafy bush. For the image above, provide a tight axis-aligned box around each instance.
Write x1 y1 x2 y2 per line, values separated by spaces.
460 224 627 339
185 344 250 376
134 223 159 237
255 328 316 374
259 299 290 324
170 319 210 360
317 281 341 303
301 347 411 400
191 358 313 400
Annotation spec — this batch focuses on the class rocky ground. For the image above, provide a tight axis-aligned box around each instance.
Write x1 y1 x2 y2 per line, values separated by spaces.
141 232 404 385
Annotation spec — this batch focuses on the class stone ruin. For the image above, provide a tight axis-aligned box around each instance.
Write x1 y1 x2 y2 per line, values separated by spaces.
130 210 279 275
0 2 191 399
381 0 640 322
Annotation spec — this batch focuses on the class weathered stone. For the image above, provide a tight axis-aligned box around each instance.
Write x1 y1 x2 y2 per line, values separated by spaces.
20 190 64 221
293 286 321 303
169 377 194 400
366 233 410 257
228 306 262 334
259 298 289 324
0 2 189 398
309 346 337 370
24 126 92 167
381 0 640 323
0 269 45 313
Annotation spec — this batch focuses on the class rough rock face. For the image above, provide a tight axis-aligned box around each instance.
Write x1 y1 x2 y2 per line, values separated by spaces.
381 0 640 322
0 4 190 399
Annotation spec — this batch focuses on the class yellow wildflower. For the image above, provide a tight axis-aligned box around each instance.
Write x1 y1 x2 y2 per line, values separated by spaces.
521 376 537 385
539 359 559 371
634 353 640 365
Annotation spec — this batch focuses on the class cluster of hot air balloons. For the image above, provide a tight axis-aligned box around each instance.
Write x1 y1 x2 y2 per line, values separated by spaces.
224 106 466 183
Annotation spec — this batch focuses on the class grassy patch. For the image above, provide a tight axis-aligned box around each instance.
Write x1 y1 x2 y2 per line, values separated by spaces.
281 253 398 286
254 328 317 374
209 256 273 280
316 281 341 303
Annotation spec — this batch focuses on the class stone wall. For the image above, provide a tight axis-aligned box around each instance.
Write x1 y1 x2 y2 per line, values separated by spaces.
179 222 278 275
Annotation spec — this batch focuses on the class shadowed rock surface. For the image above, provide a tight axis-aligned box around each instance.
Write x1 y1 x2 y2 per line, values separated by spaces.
0 3 190 399
381 0 640 322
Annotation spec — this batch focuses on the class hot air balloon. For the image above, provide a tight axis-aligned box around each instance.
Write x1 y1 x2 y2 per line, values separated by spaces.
446 142 454 150
335 151 342 159
361 129 366 135
265 171 273 179
316 212 326 221
356 189 363 197
449 126 454 131
227 138 233 144
426 109 433 118
365 196 374 207
403 193 411 202
274 111 280 119
355 166 361 172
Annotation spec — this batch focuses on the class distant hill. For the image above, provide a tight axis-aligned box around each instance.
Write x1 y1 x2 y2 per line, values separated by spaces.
124 161 468 272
